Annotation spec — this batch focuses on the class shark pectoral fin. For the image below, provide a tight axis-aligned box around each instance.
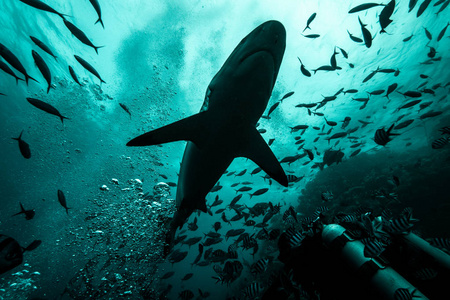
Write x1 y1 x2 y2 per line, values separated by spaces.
180 197 208 213
126 112 209 147
239 127 288 187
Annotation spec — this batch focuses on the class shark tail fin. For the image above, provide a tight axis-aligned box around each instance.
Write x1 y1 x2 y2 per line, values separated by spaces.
127 112 209 147
237 127 288 187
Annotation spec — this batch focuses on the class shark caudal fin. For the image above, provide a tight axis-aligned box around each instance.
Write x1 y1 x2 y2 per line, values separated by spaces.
236 126 288 187
126 112 210 148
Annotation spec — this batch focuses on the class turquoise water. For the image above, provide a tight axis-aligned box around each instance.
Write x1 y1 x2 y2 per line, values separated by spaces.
0 1 449 299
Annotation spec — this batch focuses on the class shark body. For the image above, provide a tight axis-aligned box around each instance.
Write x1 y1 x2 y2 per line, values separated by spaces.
127 20 288 250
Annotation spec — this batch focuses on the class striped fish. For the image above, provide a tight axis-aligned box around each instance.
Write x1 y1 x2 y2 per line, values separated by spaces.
431 136 450 149
242 235 258 250
394 288 417 300
427 237 450 251
363 239 385 258
374 124 399 146
289 231 305 248
251 258 269 275
413 268 438 280
243 282 264 299
439 126 450 135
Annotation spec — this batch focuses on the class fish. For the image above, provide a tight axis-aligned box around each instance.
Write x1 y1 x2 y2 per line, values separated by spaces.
74 55 106 84
423 27 432 40
0 235 41 274
243 282 264 299
384 83 398 99
330 47 338 69
343 89 358 94
302 34 320 39
338 47 348 59
417 0 432 17
439 127 450 135
12 202 35 220
303 13 317 32
325 132 347 144
394 119 414 130
0 59 24 84
265 101 280 118
398 91 421 98
213 222 221 232
374 124 399 146
181 273 193 281
362 71 377 83
64 20 103 54
397 99 422 110
324 117 337 126
30 36 57 60
431 137 450 149
290 125 308 132
251 167 262 175
12 130 31 159
32 50 53 93
297 57 311 77
250 188 269 198
235 186 252 193
437 22 449 41
179 290 194 300
436 0 450 15
19 0 67 19
251 258 269 275
0 42 38 85
409 0 419 12
89 0 104 28
394 288 418 300
321 148 344 169
27 98 69 123
358 17 372 48
403 34 414 42
68 66 82 86
347 30 363 43
348 3 385 13
161 271 174 279
119 103 131 118
420 110 442 119
363 239 385 258
127 21 288 253
280 91 295 102
57 189 70 214
379 0 395 33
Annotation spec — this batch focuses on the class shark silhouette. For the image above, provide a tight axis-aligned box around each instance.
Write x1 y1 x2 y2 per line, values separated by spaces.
127 20 288 250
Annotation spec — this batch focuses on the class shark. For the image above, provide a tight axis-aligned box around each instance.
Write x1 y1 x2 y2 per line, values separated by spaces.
127 20 288 251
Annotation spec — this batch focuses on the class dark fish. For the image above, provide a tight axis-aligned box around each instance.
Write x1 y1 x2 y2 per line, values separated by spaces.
363 71 377 83
394 119 414 129
350 149 361 157
324 117 337 126
343 89 358 94
397 99 421 110
0 235 41 274
161 271 174 279
0 42 38 85
420 110 442 119
303 13 317 32
0 59 24 84
326 132 347 143
32 50 53 93
250 188 269 198
374 124 399 146
379 0 395 33
57 189 70 214
181 273 193 281
12 130 31 159
384 83 398 99
12 202 35 220
312 65 337 74
179 290 194 300
236 186 252 193
89 0 104 28
266 101 280 118
347 30 363 43
304 148 314 160
19 0 67 19
64 20 103 54
268 138 275 146
439 126 450 135
423 27 432 40
74 55 106 84
27 98 69 123
235 169 247 176
431 137 450 149
409 0 419 12
437 22 449 41
330 47 338 69
213 222 221 232
436 0 450 15
302 34 320 39
403 34 414 42
367 89 384 96
417 0 432 17
363 239 385 258
68 66 82 86
398 91 421 97
392 175 400 186
359 17 373 48
297 57 311 77
348 3 385 13
119 103 131 118
280 91 295 102
251 167 262 175
338 47 348 59
30 36 57 60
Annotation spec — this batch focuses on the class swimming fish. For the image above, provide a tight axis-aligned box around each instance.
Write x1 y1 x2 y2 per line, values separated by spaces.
89 0 104 28
379 0 395 33
68 66 82 86
348 3 385 14
19 0 67 19
303 13 317 32
12 202 35 220
0 42 38 85
374 124 399 146
297 57 311 77
0 235 41 274
74 55 106 84
119 103 131 118
57 190 70 214
12 130 31 159
64 20 103 54
27 98 69 123
32 50 53 93
0 59 24 84
358 17 373 48
30 36 57 60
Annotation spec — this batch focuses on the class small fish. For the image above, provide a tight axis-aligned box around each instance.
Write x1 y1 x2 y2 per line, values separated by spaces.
379 0 395 33
12 202 35 220
0 42 38 85
358 17 373 48
57 189 70 214
374 124 399 146
363 239 385 258
409 0 419 12
330 47 338 69
431 136 450 149
338 47 348 59
347 29 364 42
423 27 432 40
417 0 432 17
27 98 69 123
89 0 104 28
392 175 400 186
32 50 53 93
394 119 414 130
119 103 131 118
367 89 384 96
363 71 377 83
0 235 41 274
266 101 280 118
280 91 295 102
348 3 385 13
19 0 67 19
439 127 450 135
161 271 174 280
437 22 449 41
64 20 103 54
420 110 442 119
302 34 320 39
397 99 422 110
297 57 311 77
250 188 269 198
303 13 317 32
74 55 106 84
403 34 414 42
398 90 421 98
68 66 82 86
181 273 193 281
384 83 398 99
0 59 24 84
12 130 31 159
30 36 57 60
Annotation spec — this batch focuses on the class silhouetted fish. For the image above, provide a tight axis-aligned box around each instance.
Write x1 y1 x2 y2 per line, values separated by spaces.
417 0 432 17
349 3 385 13
12 130 31 159
74 55 106 84
358 17 372 48
379 0 395 33
303 13 317 32
30 36 57 60
0 235 41 274
19 0 67 19
27 98 69 123
57 189 70 214
297 57 311 77
119 103 131 118
64 20 103 54
68 66 82 86
12 202 35 220
89 0 104 28
32 50 53 93
0 42 38 85
0 59 24 84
